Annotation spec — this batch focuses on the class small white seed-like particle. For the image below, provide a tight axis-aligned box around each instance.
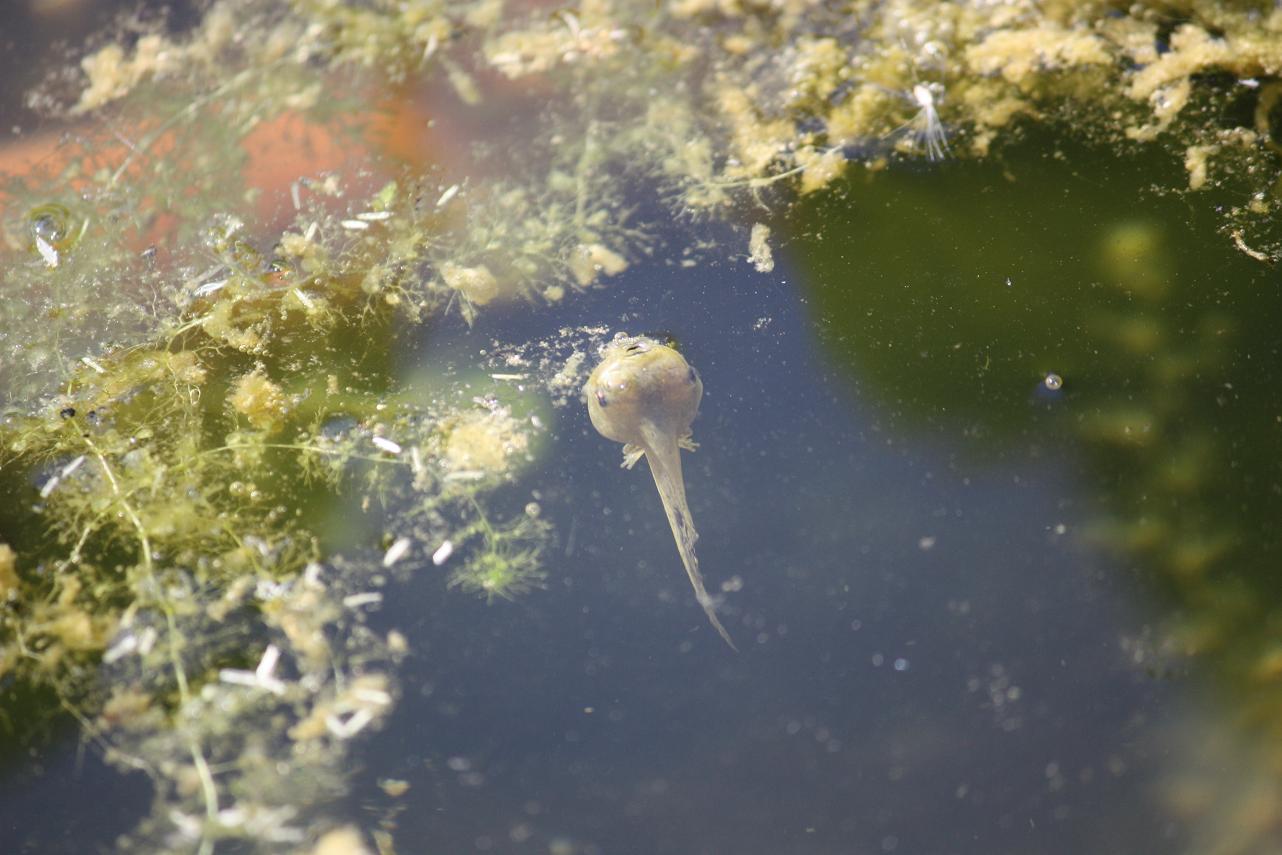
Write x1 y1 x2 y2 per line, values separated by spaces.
432 540 454 566
382 537 411 567
372 436 402 454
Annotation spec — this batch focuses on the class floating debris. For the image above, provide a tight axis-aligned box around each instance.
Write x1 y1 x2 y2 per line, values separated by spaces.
342 592 384 609
382 537 412 567
748 223 774 273
436 184 460 207
431 540 454 566
39 455 85 498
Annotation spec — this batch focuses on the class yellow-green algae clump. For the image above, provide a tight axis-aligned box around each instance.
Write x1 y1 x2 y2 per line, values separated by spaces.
1 0 1281 851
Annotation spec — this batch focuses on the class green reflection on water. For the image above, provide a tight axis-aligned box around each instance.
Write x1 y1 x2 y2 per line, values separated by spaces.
793 131 1282 746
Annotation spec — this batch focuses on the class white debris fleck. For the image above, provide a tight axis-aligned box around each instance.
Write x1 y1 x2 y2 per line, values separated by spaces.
219 669 262 689
222 671 276 693
103 628 156 664
340 219 370 231
39 454 85 498
490 373 527 381
436 184 460 207
218 644 287 695
256 644 281 682
253 648 287 697
356 210 392 221
103 633 139 664
304 221 319 241
35 234 59 267
254 579 291 601
432 540 454 566
748 223 774 273
291 288 315 309
343 592 384 608
372 436 403 455
216 671 253 692
918 535 937 551
326 709 374 740
352 687 393 706
290 181 302 211
195 278 227 297
382 537 411 567
302 561 326 590
81 356 106 374
443 469 486 482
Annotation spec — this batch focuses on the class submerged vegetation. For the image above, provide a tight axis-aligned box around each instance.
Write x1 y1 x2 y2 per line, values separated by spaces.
1 0 1280 850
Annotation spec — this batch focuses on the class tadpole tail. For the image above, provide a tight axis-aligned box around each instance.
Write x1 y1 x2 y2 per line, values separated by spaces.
641 425 738 652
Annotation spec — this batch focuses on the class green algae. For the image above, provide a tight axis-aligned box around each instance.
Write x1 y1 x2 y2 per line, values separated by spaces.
446 499 550 601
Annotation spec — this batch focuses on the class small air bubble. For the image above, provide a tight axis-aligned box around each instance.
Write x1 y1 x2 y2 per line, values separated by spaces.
1044 372 1063 391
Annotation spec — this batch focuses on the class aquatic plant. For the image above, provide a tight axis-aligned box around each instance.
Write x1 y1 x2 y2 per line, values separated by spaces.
447 501 550 602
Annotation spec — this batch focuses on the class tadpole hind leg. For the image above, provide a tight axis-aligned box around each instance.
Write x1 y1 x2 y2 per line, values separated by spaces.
621 443 644 469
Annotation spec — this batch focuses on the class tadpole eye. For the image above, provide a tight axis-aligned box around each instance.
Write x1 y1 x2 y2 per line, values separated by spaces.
595 390 609 407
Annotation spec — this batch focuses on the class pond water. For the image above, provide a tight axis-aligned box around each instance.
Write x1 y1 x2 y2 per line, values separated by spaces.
4 5 1282 855
335 138 1267 854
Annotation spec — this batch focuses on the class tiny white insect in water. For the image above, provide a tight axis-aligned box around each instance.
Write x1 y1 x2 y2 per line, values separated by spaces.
909 83 950 161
